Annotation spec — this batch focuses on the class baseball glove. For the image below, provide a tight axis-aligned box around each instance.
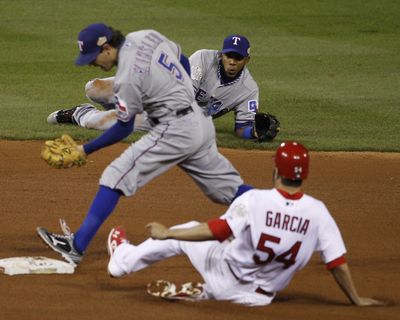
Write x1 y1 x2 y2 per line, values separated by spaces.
254 112 280 142
41 134 86 169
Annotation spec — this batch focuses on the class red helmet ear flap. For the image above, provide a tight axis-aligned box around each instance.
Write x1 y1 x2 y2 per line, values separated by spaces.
275 141 309 180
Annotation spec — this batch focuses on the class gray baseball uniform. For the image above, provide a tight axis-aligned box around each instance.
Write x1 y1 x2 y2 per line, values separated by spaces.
190 49 259 124
68 48 259 131
99 30 243 204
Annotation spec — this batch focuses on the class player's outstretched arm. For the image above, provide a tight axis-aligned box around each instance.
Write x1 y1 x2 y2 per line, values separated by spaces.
146 222 215 241
330 263 386 306
83 117 135 155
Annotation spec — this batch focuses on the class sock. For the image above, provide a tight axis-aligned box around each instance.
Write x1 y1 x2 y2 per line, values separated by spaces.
73 185 121 253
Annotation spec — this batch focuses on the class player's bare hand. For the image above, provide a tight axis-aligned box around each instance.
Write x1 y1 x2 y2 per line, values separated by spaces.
355 297 387 307
146 222 169 240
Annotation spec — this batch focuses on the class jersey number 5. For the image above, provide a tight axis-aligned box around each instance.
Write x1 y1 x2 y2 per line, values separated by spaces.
253 233 302 269
158 52 183 80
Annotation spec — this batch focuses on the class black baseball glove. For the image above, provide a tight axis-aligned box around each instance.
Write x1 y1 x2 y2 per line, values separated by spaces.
253 112 280 142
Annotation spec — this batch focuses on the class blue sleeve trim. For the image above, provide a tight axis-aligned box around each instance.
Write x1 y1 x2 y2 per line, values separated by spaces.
240 126 254 139
235 122 254 139
83 117 135 155
179 53 191 77
233 184 254 201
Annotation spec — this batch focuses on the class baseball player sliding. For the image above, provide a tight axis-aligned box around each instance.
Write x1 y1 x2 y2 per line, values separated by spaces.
106 141 385 307
46 34 279 141
37 24 254 264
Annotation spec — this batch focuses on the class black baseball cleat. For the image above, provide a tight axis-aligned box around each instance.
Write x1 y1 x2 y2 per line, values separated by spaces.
47 106 78 124
36 227 83 265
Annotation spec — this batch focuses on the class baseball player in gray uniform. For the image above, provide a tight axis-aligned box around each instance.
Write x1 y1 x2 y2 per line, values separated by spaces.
106 141 385 307
190 36 259 139
37 23 253 265
46 35 265 140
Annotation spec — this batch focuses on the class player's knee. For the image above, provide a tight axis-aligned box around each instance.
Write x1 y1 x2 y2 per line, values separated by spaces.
207 184 253 205
85 78 104 101
85 78 115 107
85 78 98 100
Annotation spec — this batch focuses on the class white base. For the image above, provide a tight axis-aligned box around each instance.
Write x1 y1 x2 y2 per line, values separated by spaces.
0 256 75 275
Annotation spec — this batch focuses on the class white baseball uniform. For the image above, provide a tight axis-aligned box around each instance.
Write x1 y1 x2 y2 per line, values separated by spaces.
98 30 243 204
108 188 346 306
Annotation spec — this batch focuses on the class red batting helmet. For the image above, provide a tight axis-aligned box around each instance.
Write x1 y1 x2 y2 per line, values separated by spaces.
275 141 309 180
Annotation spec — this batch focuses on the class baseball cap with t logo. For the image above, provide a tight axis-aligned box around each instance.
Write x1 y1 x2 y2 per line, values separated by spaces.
221 34 250 58
75 23 113 66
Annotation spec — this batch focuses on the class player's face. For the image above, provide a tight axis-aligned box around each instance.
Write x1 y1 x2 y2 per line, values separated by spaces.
221 53 249 78
90 45 117 71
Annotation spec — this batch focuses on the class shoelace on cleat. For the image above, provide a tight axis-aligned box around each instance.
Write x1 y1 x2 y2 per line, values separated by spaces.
59 218 75 239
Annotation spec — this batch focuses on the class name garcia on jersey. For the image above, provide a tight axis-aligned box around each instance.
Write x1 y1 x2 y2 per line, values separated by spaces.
265 211 310 235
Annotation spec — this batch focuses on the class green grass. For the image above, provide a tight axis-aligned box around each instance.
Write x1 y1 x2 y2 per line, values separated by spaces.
0 0 399 151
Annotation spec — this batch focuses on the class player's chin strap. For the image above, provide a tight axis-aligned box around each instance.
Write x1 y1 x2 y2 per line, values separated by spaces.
59 218 73 237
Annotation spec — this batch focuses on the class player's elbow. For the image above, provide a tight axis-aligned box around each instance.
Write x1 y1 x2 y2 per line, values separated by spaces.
85 78 114 107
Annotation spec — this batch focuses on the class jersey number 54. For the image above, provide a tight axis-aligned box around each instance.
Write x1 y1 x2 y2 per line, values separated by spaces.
253 233 302 269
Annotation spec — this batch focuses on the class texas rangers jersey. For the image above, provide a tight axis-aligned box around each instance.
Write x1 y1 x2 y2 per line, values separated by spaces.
221 188 346 293
189 49 259 124
114 30 195 122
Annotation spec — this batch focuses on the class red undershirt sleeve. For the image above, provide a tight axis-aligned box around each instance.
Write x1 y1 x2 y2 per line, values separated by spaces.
207 218 233 242
325 255 346 270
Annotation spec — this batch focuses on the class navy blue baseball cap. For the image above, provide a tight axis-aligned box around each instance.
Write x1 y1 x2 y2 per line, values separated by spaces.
75 23 113 66
221 34 250 57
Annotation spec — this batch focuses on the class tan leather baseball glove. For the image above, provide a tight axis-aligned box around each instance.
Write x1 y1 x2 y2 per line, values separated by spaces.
41 134 86 168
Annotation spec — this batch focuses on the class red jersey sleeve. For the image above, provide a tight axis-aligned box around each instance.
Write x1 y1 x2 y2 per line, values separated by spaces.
207 218 233 242
325 255 346 270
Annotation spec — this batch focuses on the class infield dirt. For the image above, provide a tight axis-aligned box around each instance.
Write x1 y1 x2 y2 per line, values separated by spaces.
0 140 399 320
